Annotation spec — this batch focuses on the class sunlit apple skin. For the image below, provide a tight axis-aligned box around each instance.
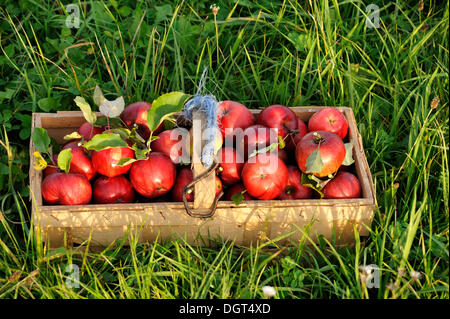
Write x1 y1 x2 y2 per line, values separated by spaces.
91 147 135 177
323 171 361 199
308 107 348 139
255 105 298 139
129 152 176 198
172 167 223 202
78 122 104 141
42 172 92 205
224 183 255 201
216 147 244 185
120 102 163 140
93 175 135 204
241 153 288 200
217 100 255 139
278 165 312 200
151 129 185 164
296 131 346 178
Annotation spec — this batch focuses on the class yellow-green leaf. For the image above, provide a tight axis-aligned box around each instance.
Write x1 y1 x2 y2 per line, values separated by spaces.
57 148 72 174
74 96 97 124
33 152 47 171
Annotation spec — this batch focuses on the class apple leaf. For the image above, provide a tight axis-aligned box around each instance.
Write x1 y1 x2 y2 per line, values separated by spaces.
231 192 245 205
116 157 137 167
248 142 279 159
74 96 97 124
63 131 82 141
131 143 149 160
93 85 106 106
342 141 355 166
57 148 72 174
99 96 125 118
32 127 51 154
32 151 48 171
147 92 191 132
110 128 131 140
277 135 286 149
83 133 129 151
305 148 323 174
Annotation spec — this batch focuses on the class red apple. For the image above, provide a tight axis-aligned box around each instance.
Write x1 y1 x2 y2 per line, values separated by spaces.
256 105 297 139
241 152 288 200
238 124 278 159
78 122 104 141
278 165 312 200
285 118 308 154
217 100 255 139
62 141 86 153
216 147 244 185
120 102 163 140
62 144 97 181
323 171 361 199
151 129 186 164
129 152 176 198
296 131 345 178
91 146 135 177
43 155 59 177
42 172 92 205
278 148 289 163
172 167 223 202
93 175 135 204
224 183 254 201
308 107 348 139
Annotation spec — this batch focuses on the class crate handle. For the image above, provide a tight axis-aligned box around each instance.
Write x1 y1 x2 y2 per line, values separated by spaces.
182 161 224 218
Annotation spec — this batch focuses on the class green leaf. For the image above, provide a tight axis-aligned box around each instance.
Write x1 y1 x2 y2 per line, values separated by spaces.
93 85 106 106
32 127 51 154
305 148 323 174
110 128 131 140
57 148 72 174
277 135 286 149
63 131 82 141
342 141 355 166
131 143 149 160
231 192 244 205
147 92 191 132
83 133 128 151
248 142 278 159
74 96 97 124
116 157 137 167
38 97 57 112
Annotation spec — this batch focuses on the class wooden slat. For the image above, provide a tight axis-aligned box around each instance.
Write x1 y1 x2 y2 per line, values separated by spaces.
192 111 216 210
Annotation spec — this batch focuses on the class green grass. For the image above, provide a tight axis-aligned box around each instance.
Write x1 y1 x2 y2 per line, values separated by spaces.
0 0 448 299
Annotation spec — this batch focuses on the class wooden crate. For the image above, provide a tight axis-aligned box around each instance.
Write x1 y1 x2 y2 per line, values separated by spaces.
29 107 376 248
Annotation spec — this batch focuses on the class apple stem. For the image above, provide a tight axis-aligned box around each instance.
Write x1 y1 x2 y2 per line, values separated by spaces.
312 132 325 145
107 116 111 133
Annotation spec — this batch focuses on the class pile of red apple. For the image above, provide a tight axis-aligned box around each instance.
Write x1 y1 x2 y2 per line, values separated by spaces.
39 100 361 206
